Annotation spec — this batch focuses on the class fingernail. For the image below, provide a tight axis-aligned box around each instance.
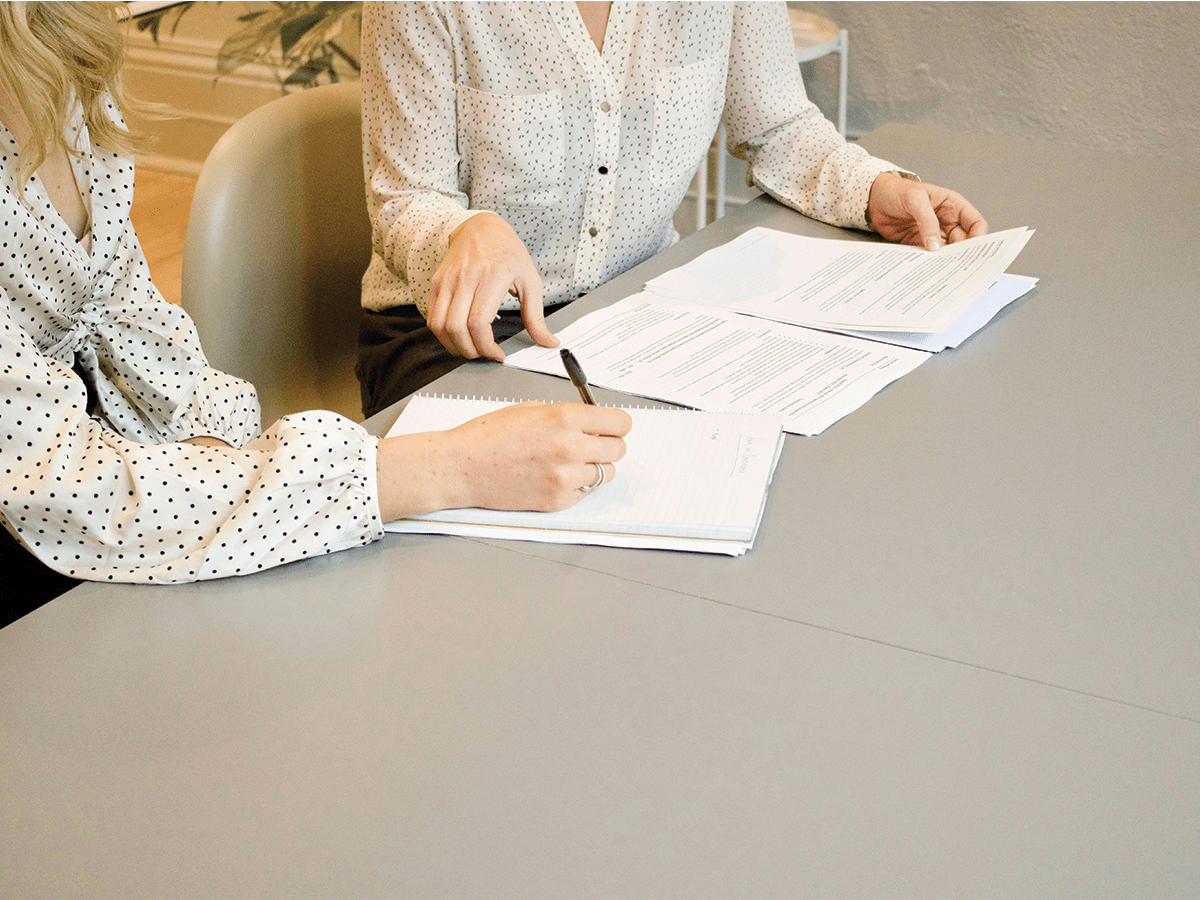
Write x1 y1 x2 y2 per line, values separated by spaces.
925 237 940 251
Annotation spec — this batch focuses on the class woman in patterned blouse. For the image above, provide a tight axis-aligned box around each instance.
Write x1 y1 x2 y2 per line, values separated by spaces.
0 2 630 625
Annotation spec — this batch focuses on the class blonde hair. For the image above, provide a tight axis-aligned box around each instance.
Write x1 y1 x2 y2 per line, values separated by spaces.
0 1 145 185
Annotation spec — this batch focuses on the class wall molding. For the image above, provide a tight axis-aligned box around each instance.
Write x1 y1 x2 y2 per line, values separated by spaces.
124 29 291 92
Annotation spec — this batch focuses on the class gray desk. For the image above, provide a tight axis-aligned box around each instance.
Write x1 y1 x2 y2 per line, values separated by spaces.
3 125 1197 898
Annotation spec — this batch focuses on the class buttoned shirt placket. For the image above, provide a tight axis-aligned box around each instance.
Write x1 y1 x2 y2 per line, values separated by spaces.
548 3 626 301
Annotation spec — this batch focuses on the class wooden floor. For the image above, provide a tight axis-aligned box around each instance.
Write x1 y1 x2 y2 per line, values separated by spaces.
129 168 197 306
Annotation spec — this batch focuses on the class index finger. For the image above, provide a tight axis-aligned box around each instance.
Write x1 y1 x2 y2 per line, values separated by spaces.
961 202 989 238
906 185 945 252
518 270 558 350
571 403 633 438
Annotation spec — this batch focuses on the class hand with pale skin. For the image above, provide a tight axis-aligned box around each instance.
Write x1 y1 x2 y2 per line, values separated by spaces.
376 401 632 520
867 172 989 251
427 212 560 362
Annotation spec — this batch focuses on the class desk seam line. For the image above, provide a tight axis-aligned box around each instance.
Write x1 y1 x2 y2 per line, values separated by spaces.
477 539 1200 726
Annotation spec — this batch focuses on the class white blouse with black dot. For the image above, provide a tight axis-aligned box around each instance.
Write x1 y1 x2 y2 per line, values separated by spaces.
360 1 904 315
1 97 383 584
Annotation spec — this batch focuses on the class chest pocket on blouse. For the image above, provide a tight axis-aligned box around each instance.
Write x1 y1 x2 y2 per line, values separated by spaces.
456 84 565 210
651 55 726 192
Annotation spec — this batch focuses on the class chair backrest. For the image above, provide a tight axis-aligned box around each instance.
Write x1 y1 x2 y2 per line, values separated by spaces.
182 81 370 425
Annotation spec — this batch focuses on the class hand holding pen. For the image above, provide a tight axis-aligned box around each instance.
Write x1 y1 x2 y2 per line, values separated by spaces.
560 348 614 491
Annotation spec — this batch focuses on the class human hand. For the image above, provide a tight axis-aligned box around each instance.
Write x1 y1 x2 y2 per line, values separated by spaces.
427 212 559 361
867 172 988 250
376 402 632 520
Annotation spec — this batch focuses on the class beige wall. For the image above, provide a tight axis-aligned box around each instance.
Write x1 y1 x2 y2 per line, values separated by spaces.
799 1 1200 158
681 1 1200 233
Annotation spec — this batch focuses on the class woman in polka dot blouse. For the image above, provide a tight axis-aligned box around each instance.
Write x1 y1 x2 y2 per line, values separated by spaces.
0 3 631 619
357 1 989 416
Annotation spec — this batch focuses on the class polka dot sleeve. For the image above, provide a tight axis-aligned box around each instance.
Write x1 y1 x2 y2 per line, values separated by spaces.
360 1 487 315
1 295 382 583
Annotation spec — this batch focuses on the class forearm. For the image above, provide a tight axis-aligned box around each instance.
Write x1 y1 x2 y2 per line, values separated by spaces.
726 2 900 231
363 1 480 313
375 430 466 522
3 388 381 584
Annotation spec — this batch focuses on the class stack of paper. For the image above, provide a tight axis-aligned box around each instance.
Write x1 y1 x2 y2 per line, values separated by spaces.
384 395 785 556
507 226 1035 433
818 273 1038 352
645 227 1034 336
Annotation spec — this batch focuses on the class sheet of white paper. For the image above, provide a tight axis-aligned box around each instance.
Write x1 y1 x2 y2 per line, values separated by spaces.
826 273 1039 351
384 518 754 556
384 397 785 556
645 226 1033 333
506 295 930 435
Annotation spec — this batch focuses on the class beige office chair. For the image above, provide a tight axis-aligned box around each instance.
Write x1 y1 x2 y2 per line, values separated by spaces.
182 81 370 426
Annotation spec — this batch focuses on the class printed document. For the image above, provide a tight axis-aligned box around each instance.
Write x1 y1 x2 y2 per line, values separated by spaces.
506 295 930 435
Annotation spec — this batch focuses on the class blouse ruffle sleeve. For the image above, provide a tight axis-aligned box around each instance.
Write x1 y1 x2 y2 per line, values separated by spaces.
1 293 383 583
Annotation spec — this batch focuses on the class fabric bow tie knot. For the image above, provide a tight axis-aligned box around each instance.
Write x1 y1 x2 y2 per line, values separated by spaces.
65 295 205 427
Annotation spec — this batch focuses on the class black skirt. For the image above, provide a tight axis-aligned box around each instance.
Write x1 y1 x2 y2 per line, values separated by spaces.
0 526 80 629
356 304 561 419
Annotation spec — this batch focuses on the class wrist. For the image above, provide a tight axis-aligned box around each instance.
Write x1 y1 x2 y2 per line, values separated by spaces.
442 209 492 257
449 210 502 241
420 429 473 511
376 431 469 521
866 170 919 231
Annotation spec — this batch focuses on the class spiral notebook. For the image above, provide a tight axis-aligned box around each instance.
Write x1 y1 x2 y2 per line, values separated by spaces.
383 395 785 555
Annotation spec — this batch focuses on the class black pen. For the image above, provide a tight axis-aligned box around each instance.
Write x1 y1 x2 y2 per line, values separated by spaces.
559 348 596 405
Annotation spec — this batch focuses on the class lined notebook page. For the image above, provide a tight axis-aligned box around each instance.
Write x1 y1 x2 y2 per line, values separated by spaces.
385 396 784 545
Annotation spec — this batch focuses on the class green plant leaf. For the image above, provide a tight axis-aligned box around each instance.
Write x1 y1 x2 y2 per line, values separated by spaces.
282 65 317 87
134 2 196 43
279 8 328 58
216 23 279 75
162 0 361 87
